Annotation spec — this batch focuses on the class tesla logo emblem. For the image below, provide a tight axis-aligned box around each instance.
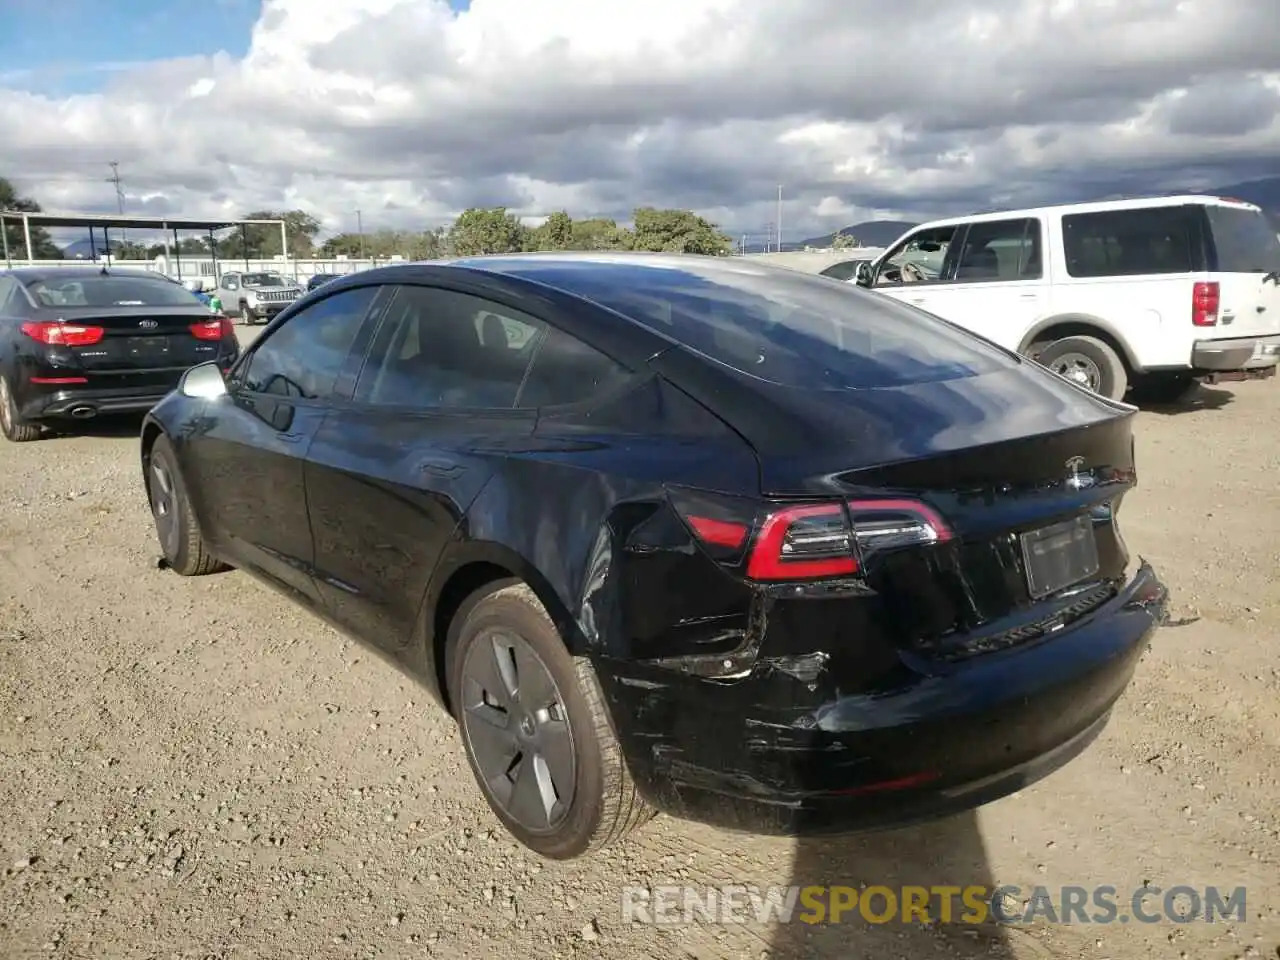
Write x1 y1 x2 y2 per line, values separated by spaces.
138 320 158 329
1064 456 1093 490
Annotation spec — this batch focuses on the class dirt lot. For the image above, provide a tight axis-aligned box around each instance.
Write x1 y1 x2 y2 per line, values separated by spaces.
1 345 1278 959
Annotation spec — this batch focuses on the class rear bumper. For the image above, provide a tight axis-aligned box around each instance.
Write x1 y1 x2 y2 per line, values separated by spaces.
1192 334 1280 371
598 562 1167 836
20 386 172 419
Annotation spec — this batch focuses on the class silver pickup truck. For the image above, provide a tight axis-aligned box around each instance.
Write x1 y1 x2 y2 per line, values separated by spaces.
211 271 304 325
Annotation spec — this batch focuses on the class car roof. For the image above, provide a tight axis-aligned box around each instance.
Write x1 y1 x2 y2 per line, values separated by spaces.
912 194 1264 232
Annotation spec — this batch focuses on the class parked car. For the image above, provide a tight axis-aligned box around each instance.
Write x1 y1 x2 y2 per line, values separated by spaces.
852 195 1280 401
140 254 1167 859
0 268 239 442
210 270 304 325
307 272 341 292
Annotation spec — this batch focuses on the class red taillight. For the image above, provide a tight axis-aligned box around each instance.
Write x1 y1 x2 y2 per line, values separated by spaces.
1192 281 1219 327
674 491 953 583
190 316 234 340
29 376 88 385
20 321 105 347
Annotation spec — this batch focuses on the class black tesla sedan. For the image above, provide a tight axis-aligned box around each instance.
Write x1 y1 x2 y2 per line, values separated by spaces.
139 253 1167 859
0 267 239 442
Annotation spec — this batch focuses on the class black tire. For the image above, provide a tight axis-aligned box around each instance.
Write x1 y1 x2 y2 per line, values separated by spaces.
0 374 41 443
1036 335 1129 401
239 303 255 326
146 434 225 576
446 581 654 859
1133 372 1197 405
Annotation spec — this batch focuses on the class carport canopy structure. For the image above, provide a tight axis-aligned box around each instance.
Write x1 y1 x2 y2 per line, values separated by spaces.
0 210 289 281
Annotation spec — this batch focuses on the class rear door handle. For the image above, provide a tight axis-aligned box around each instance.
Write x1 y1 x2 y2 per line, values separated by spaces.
1019 293 1039 300
910 298 927 305
278 432 305 443
419 456 462 478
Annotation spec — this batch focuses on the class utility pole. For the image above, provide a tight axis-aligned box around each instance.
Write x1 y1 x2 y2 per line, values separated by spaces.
107 162 125 213
776 185 783 253
356 209 366 260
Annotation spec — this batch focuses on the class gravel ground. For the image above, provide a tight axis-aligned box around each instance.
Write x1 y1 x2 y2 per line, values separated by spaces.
1 345 1278 959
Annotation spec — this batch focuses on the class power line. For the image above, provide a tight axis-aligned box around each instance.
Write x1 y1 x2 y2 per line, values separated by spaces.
106 161 125 214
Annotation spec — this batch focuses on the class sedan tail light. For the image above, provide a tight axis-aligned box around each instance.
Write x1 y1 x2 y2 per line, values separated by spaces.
670 488 953 583
190 316 235 340
20 321 105 347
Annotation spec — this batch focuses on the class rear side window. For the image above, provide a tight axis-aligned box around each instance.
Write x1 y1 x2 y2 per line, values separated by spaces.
499 261 1018 390
1204 204 1280 273
952 218 1043 282
25 274 204 308
1062 207 1200 278
517 325 632 407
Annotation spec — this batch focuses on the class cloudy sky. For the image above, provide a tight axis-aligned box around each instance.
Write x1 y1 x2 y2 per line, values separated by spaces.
0 0 1277 245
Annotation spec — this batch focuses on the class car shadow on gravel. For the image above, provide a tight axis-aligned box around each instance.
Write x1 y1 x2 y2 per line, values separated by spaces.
46 413 147 440
769 811 1013 958
1130 382 1235 415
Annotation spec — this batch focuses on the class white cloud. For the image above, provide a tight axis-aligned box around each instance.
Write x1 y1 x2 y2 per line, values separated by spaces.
1 0 1278 244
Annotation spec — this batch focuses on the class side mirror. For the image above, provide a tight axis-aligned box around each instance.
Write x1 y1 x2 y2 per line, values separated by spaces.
179 361 228 399
854 261 874 287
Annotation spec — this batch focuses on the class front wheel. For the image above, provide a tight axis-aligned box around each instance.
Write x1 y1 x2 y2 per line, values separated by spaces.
0 375 41 442
447 581 654 860
239 303 255 326
147 434 225 576
1036 335 1129 401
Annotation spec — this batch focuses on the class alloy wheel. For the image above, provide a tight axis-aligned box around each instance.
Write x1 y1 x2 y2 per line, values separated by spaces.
459 630 576 833
149 459 179 556
0 377 12 433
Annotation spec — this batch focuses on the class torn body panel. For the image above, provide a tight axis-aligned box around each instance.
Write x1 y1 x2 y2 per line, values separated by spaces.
594 561 1166 835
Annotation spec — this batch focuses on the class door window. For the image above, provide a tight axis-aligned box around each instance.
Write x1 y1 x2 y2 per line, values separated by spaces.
951 218 1043 283
873 226 960 286
238 286 378 400
354 286 542 409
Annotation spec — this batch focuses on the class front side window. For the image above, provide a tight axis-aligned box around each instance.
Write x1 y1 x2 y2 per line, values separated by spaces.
951 218 1043 282
354 286 543 409
873 226 960 286
240 286 378 400
26 274 206 308
1062 207 1198 278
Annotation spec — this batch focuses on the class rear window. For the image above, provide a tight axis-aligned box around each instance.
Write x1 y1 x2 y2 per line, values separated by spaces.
495 260 1018 390
26 275 202 308
1205 204 1280 273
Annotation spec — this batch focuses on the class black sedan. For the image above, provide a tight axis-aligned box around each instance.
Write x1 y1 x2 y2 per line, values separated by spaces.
140 253 1167 859
0 267 239 442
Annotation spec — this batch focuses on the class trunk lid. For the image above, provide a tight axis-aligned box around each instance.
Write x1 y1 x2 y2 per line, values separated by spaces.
53 306 225 373
657 352 1139 662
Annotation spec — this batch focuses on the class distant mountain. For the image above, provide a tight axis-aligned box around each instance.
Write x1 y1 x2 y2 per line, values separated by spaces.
1198 177 1280 214
60 238 126 259
799 220 918 249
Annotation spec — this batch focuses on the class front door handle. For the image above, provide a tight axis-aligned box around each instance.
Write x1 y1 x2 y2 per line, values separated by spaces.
278 432 305 443
418 457 462 478
910 298 927 305
1019 293 1038 300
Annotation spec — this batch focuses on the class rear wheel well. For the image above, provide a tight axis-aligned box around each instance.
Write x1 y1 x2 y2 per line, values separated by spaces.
432 561 519 713
1023 321 1136 376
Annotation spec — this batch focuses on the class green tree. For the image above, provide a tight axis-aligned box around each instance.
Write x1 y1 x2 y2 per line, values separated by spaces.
569 217 631 250
830 231 861 250
447 207 528 255
630 207 732 255
528 210 573 251
218 209 321 260
0 177 63 259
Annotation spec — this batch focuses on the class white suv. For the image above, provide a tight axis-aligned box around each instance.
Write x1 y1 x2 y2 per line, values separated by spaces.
853 195 1280 400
